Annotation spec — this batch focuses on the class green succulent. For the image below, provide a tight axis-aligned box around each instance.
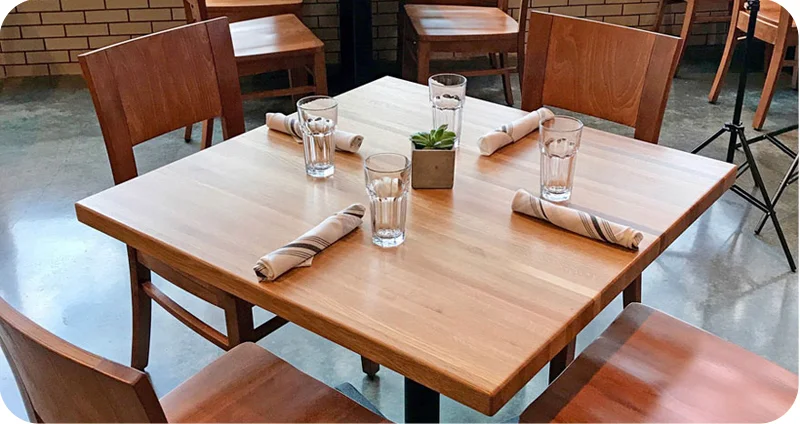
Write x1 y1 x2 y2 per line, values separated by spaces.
410 124 456 150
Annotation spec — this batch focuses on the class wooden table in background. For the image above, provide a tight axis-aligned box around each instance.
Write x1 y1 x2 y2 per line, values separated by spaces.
76 77 736 422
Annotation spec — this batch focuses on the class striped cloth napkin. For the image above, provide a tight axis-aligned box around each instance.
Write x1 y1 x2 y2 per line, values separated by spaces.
512 189 643 249
254 204 365 282
478 107 555 156
266 112 364 153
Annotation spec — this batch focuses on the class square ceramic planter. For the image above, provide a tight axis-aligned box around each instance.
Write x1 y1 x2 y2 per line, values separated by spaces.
411 147 455 189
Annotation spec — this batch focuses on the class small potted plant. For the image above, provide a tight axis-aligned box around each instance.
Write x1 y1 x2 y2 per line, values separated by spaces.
410 124 456 189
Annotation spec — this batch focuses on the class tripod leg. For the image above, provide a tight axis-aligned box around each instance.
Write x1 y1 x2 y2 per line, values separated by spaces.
692 127 727 154
737 128 796 271
755 156 799 234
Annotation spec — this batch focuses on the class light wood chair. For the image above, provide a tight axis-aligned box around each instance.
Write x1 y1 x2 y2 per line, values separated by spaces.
709 0 798 129
0 297 387 423
183 0 326 141
521 11 681 145
79 18 288 370
399 0 530 106
206 0 303 23
521 11 680 381
651 0 733 75
520 303 798 423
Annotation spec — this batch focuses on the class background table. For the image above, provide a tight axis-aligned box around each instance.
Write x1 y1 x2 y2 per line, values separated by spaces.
76 77 735 422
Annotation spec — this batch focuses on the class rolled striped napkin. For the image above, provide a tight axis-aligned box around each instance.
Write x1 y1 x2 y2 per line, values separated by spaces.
254 204 366 282
266 112 364 153
478 107 555 156
512 189 643 249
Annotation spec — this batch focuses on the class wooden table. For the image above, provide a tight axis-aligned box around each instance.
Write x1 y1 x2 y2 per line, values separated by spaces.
76 77 736 422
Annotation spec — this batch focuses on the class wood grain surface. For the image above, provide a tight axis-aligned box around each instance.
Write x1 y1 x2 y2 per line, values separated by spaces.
76 76 736 415
520 304 798 422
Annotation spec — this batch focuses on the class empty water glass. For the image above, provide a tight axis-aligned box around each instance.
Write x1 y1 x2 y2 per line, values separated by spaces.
429 74 466 147
297 96 337 178
364 153 411 248
539 116 583 202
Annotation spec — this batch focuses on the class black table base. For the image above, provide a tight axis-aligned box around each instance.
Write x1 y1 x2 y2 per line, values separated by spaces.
405 377 440 423
339 0 374 90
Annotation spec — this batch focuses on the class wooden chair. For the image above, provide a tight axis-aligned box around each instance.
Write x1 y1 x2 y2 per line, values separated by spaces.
0 296 387 423
651 0 734 76
206 0 303 23
399 0 530 106
709 0 798 129
182 0 326 141
79 18 288 370
521 11 681 381
520 303 798 422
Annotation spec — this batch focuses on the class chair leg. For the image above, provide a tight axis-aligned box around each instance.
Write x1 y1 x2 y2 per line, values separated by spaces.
128 247 152 370
183 124 193 141
361 356 380 378
793 56 798 90
754 27 792 129
289 67 309 103
222 296 255 348
709 19 740 103
416 41 430 84
549 340 575 383
500 53 514 106
623 275 642 306
651 0 668 32
673 0 697 76
313 50 328 95
201 118 214 149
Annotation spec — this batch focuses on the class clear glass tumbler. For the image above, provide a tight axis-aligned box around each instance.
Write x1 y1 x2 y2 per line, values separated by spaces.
297 95 337 178
539 116 583 202
364 153 411 248
429 74 467 147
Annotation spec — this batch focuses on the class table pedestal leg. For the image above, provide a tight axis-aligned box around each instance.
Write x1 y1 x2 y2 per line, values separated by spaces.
339 0 374 90
405 377 439 423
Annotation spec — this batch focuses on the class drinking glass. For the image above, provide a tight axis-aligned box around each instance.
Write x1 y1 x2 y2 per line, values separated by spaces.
364 153 411 247
297 95 337 178
539 116 583 202
429 74 467 147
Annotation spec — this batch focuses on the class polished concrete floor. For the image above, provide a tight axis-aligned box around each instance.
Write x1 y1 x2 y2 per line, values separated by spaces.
0 49 798 422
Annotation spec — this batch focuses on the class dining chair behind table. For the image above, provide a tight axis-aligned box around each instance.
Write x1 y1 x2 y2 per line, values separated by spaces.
708 0 798 130
520 10 680 382
521 11 681 145
399 0 530 106
79 18 289 372
0 297 387 423
519 303 798 423
182 0 327 142
650 0 734 76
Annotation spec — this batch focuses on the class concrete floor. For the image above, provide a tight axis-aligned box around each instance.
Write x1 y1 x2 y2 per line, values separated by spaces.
0 49 798 422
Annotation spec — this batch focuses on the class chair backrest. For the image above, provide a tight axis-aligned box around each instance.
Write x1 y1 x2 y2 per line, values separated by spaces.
79 18 244 185
0 297 166 423
521 11 680 144
183 0 209 24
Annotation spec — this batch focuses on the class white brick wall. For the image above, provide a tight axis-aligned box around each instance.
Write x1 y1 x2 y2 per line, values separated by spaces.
1 0 732 77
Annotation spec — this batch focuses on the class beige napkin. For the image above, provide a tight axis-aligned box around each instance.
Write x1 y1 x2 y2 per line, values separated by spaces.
478 107 555 156
254 204 365 282
266 112 363 153
512 189 643 249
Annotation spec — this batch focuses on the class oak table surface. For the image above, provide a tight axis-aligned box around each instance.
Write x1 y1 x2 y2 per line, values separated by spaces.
76 76 736 416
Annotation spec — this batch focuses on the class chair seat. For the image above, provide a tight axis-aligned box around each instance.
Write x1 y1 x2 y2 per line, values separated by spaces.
207 0 303 23
161 343 387 423
405 5 518 42
229 14 323 60
520 304 798 423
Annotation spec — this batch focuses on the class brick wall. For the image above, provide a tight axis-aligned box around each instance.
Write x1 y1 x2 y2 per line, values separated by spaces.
1 0 187 77
1 0 731 78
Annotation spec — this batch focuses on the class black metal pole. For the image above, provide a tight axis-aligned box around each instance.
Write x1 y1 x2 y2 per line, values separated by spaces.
404 377 440 423
339 0 374 91
755 156 799 234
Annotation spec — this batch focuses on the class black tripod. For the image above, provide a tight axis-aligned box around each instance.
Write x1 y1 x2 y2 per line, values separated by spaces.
691 0 797 271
